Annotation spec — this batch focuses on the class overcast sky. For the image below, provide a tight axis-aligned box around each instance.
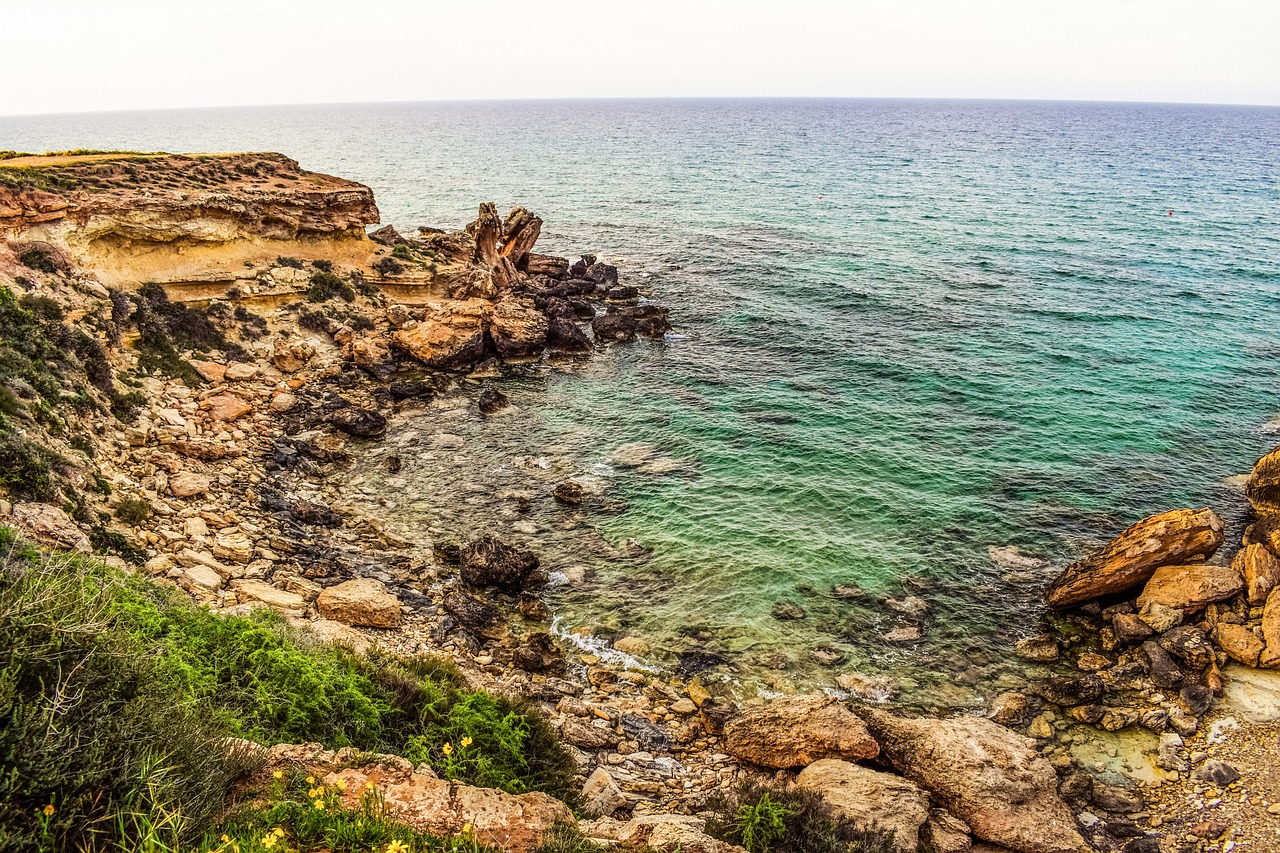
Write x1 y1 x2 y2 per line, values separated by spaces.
4 0 1277 116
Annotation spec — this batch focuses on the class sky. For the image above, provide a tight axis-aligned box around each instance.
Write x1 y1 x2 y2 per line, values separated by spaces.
3 0 1277 116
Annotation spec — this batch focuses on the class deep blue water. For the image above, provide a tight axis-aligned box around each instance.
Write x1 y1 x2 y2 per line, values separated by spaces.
5 99 1279 702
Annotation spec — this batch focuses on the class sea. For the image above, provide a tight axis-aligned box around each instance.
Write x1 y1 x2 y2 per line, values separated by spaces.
4 99 1279 706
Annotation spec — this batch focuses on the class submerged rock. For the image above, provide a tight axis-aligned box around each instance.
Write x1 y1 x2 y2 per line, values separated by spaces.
329 406 387 437
460 535 546 591
1045 508 1224 609
722 695 879 768
478 388 510 415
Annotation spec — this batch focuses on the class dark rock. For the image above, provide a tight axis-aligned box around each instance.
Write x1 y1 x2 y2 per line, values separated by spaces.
1058 772 1093 807
1195 759 1240 786
569 298 596 320
604 285 639 303
386 455 402 474
1112 613 1155 644
771 600 808 621
553 480 590 505
560 717 619 750
676 650 734 677
627 304 672 338
1121 838 1160 853
369 224 408 246
329 407 387 437
591 311 636 343
291 499 341 527
525 253 569 279
1158 625 1213 670
1092 783 1143 814
442 591 508 641
478 388 510 415
1179 683 1214 716
513 632 565 674
519 593 549 621
569 256 594 278
460 535 546 591
620 713 673 751
583 262 616 285
547 318 592 352
433 542 461 564
1034 675 1105 706
1142 640 1185 688
542 297 578 320
389 381 438 400
699 699 738 735
541 279 597 298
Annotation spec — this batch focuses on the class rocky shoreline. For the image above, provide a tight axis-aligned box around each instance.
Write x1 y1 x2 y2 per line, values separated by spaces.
3 151 1279 853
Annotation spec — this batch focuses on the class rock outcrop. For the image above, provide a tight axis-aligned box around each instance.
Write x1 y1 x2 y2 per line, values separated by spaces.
1045 508 1224 609
316 578 403 628
722 695 879 768
1135 564 1244 613
795 759 931 852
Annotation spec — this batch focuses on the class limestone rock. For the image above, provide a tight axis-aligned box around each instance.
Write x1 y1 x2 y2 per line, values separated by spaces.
858 708 1088 853
10 502 89 552
1136 564 1243 614
169 472 210 498
526 253 569 278
921 809 974 853
225 362 259 381
393 316 488 371
1245 445 1280 518
722 695 879 768
350 335 391 369
1234 543 1280 606
272 339 316 373
171 439 238 460
581 768 627 817
316 578 402 628
296 617 370 653
580 815 743 853
1262 590 1280 669
1216 623 1264 667
795 759 931 852
205 393 253 421
1046 508 1224 609
231 579 306 611
191 359 226 383
560 717 619 750
490 296 548 359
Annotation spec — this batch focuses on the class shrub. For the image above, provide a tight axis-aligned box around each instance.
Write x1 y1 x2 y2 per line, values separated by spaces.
275 256 304 270
373 256 404 277
0 432 66 502
114 496 153 526
17 246 59 274
312 259 334 273
307 271 355 303
738 793 789 853
706 782 897 853
390 244 415 261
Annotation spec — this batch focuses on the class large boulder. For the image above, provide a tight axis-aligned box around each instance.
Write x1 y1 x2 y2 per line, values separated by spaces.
1215 623 1264 667
329 407 387 437
490 296 548 359
394 314 488 371
1046 508 1224 609
10 502 89 552
1245 445 1280 517
1262 590 1280 669
316 578 402 628
580 815 744 853
722 695 879 768
858 708 1088 853
795 759 931 853
461 535 546 591
1233 544 1280 606
1135 564 1243 614
547 317 593 352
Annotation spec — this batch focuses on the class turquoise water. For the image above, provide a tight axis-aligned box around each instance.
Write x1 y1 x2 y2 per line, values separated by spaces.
5 99 1280 702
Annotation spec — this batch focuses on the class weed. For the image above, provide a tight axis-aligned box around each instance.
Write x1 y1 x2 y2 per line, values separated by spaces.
275 256 304 270
373 257 404 277
114 497 153 526
706 782 898 853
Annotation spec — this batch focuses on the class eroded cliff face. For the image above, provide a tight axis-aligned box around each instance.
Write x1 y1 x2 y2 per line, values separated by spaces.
0 152 379 287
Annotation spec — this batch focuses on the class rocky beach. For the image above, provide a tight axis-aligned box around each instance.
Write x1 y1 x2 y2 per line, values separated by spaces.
2 150 1280 853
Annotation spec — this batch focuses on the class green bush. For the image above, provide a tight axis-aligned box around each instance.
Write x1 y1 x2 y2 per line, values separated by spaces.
307 271 355 303
738 792 789 853
114 496 153 526
0 432 66 502
373 257 404 277
706 782 897 853
17 247 59 274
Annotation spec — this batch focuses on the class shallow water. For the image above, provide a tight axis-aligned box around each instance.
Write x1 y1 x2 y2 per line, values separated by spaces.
5 99 1280 703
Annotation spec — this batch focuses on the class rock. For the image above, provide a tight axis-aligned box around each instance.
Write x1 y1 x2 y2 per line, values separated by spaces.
1045 508 1224 609
329 407 387 437
478 388 509 415
1194 759 1240 786
10 502 89 552
1245 445 1280 517
1141 640 1184 688
526 254 569 278
1015 635 1060 661
1035 675 1104 707
613 636 650 657
290 499 341 527
831 582 867 600
205 393 253 421
858 708 1088 853
394 315 488 371
461 535 545 591
580 814 741 853
921 809 974 853
272 339 316 373
547 317 592 352
722 695 879 768
620 713 674 751
771 600 807 621
490 296 548 359
316 578 402 628
169 472 211 498
1157 625 1213 670
518 593 549 621
1137 600 1183 633
989 692 1034 727
298 618 370 653
231 579 306 611
560 717 619 750
553 479 590 505
350 335 391 369
1136 564 1243 613
836 672 897 702
443 591 509 641
795 759 931 852
178 563 224 592
884 625 922 643
1216 623 1264 666
1262 590 1280 668
581 768 626 817
1179 683 1213 716
513 632 565 674
591 311 637 343
1112 613 1154 644
1234 543 1280 605
584 262 618 286
1156 732 1187 772
191 359 226 383
171 439 239 461
225 362 259 381
369 224 407 245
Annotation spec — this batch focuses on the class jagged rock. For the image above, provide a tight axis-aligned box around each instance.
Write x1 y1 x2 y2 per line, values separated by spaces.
169 472 210 498
584 262 618 286
553 479 590 505
329 407 387 437
858 708 1088 853
10 502 89 552
191 359 226 383
560 717 620 750
394 314 488 371
443 591 509 641
1112 613 1154 644
795 759 931 852
518 593 549 621
620 713 674 751
547 317 592 352
273 339 316 373
1262 590 1280 668
1137 600 1183 633
1245 445 1280 517
1015 635 1060 661
921 809 974 853
491 296 548 358
1035 675 1104 707
369 224 407 245
1142 640 1184 688
1045 508 1224 609
1179 683 1213 715
526 254 569 278
500 206 543 268
478 388 510 415
350 335 391 369
290 499 341 527
1135 564 1243 613
581 768 627 817
723 695 879 768
461 535 545 591
591 311 637 343
205 393 253 421
1158 625 1213 670
513 632 565 674
989 692 1034 727
316 578 402 628
627 304 672 338
1195 760 1240 786
1233 543 1280 605
1216 623 1264 667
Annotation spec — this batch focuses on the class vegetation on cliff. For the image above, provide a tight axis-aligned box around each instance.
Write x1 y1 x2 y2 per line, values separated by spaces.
0 529 576 851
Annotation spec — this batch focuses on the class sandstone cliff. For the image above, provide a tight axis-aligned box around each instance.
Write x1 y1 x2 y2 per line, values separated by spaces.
0 152 379 287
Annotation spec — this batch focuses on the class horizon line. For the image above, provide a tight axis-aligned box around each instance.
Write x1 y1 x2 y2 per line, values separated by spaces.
3 93 1280 121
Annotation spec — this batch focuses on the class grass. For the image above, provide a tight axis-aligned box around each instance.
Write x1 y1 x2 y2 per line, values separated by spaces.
0 530 578 851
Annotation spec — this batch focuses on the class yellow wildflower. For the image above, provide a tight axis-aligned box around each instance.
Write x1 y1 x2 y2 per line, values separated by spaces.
365 781 377 791
262 835 277 849
461 823 472 835
272 770 283 780
306 775 316 785
386 841 409 853
335 778 348 791
460 737 473 748
442 743 453 756
313 799 325 811
220 835 231 843
42 804 55 817
273 828 286 838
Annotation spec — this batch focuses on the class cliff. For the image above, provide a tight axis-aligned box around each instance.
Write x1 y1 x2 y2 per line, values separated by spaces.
0 151 380 287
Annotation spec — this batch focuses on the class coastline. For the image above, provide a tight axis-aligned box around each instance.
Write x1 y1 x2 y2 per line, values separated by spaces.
2 150 1279 853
